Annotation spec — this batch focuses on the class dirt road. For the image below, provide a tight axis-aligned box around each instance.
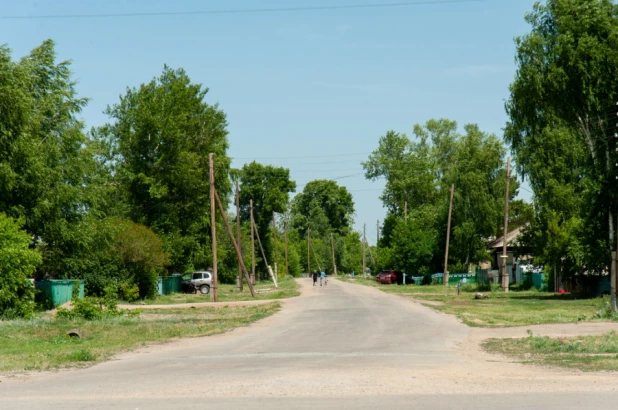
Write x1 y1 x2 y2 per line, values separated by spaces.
2 279 618 409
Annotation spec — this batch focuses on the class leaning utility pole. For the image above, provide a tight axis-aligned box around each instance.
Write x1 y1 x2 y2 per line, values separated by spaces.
443 184 454 286
331 233 337 276
235 181 242 291
209 153 218 302
307 228 311 276
273 212 278 278
501 158 511 292
252 217 277 287
213 190 255 297
363 223 367 278
250 199 256 285
284 221 289 277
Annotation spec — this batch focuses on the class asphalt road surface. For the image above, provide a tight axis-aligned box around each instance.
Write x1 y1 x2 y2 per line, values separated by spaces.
2 279 618 409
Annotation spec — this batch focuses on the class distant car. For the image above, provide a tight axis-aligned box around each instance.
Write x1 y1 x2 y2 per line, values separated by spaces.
376 270 403 285
181 271 212 294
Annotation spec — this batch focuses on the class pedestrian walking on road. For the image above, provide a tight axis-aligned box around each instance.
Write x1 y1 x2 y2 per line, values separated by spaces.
320 271 325 286
312 270 318 286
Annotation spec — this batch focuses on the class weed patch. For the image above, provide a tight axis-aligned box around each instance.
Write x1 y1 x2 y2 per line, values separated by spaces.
483 331 618 371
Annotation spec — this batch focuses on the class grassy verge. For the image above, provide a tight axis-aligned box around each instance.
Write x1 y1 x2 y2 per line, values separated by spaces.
338 276 604 327
0 302 280 372
483 331 618 371
137 275 300 305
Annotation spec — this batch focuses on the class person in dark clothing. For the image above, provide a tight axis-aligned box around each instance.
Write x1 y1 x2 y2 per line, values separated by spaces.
312 270 318 286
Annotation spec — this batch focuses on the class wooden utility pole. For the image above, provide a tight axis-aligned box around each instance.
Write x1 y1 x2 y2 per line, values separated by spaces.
250 199 256 285
331 233 337 276
443 184 454 287
213 190 255 297
363 223 366 278
501 158 511 292
608 252 618 312
209 153 218 302
608 196 618 312
235 181 242 291
273 212 278 278
614 101 618 311
366 239 376 266
307 228 311 276
312 245 322 272
284 221 289 277
376 220 380 247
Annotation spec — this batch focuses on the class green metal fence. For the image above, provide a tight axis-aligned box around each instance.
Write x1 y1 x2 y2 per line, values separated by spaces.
475 267 490 285
158 275 182 295
432 273 475 285
35 279 85 308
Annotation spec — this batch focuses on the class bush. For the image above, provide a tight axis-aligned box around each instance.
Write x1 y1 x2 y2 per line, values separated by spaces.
0 214 42 320
56 284 139 320
41 217 169 300
119 281 140 302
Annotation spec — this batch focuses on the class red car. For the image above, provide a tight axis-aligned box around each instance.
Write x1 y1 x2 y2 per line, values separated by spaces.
376 270 401 284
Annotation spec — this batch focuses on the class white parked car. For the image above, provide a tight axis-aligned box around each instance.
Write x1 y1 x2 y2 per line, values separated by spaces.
181 271 212 294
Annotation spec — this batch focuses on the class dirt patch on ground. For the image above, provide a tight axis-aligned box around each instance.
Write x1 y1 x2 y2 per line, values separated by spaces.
117 300 275 310
469 321 618 341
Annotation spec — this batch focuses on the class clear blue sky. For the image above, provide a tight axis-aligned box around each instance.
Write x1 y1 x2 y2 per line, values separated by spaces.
0 0 536 243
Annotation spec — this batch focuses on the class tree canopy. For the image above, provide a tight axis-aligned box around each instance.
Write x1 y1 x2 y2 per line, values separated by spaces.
505 0 618 277
96 66 231 272
365 119 520 273
291 180 354 237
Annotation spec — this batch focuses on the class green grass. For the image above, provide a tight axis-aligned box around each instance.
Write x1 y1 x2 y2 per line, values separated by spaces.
483 331 618 371
136 275 300 305
339 276 603 327
0 302 280 373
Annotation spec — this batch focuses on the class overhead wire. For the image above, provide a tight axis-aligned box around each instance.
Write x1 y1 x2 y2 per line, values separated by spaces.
0 0 488 20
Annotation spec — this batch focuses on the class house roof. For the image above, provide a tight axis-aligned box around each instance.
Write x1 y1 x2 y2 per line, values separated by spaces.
488 226 525 248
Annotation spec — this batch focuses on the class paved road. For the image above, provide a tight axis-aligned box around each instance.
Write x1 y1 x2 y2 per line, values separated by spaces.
2 279 618 409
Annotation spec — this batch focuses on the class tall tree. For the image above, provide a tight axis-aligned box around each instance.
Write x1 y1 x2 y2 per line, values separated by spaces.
236 162 296 275
0 40 97 277
505 0 618 276
291 180 354 236
96 66 230 272
365 119 519 270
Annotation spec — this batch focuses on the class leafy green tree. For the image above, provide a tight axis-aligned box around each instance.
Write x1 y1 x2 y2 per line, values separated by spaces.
0 40 98 278
445 124 517 265
236 162 295 276
96 66 230 272
365 119 519 269
39 217 169 298
291 180 354 237
0 214 42 319
505 0 618 276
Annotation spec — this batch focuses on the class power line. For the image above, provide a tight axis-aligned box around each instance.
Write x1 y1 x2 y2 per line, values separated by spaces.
0 0 487 20
231 152 370 160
